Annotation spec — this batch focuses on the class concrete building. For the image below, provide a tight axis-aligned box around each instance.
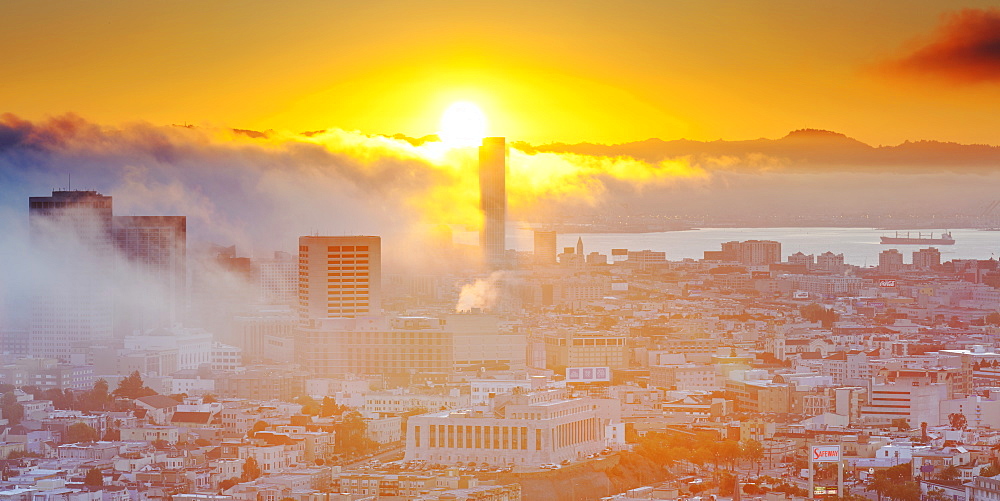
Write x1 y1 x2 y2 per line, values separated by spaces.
705 240 781 265
253 251 297 304
479 137 507 269
788 252 815 267
404 388 622 466
112 215 187 335
879 249 904 273
626 250 667 270
0 358 94 391
912 247 941 270
542 331 628 373
233 305 296 365
533 230 557 266
861 369 952 426
815 251 845 271
295 314 525 378
298 235 381 321
124 326 213 371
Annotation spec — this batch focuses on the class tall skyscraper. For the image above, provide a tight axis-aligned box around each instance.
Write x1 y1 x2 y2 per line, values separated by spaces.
113 215 187 334
479 137 507 269
297 236 381 322
29 190 115 361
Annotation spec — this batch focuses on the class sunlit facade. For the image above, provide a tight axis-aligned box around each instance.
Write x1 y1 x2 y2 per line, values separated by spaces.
297 235 381 321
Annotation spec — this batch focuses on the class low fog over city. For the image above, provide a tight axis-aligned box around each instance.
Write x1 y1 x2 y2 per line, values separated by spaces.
3 2 1000 501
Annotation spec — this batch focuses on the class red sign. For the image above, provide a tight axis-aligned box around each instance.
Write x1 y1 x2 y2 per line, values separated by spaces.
879 279 896 287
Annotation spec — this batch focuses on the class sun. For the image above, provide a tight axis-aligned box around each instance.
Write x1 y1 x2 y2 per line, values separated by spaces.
439 101 488 147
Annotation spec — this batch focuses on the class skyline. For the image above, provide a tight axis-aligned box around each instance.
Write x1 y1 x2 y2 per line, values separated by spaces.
2 1 1000 146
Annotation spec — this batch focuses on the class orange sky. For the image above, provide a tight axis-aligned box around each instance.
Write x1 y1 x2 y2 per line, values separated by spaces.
3 0 1000 145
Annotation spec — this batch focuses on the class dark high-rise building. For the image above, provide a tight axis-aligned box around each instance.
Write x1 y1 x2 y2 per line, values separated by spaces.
112 215 187 334
479 137 507 269
28 190 115 361
533 230 557 265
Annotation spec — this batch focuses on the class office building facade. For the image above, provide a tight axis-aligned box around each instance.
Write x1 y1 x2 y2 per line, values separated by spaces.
28 191 115 361
297 236 381 321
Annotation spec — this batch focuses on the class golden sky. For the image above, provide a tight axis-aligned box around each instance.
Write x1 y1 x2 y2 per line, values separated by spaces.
3 0 1000 145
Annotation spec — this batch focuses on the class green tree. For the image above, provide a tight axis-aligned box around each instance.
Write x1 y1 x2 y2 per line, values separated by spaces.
219 477 241 491
985 312 1000 326
241 457 262 482
1 392 25 425
801 303 839 327
740 439 765 473
84 467 104 487
948 412 967 431
248 420 268 438
334 411 373 456
65 422 99 443
297 395 320 416
203 394 218 403
80 379 111 411
866 462 918 501
114 371 157 399
934 465 961 485
320 396 342 417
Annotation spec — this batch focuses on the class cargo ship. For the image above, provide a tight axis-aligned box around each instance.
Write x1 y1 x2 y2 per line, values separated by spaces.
880 231 955 245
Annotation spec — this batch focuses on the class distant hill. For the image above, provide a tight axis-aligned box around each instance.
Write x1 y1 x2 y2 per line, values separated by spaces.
517 129 1000 172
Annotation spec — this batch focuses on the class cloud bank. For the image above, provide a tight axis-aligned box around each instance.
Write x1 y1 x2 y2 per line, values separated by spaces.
882 8 1000 83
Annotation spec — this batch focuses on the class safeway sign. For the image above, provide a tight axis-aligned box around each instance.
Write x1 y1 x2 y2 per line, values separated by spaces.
811 445 841 463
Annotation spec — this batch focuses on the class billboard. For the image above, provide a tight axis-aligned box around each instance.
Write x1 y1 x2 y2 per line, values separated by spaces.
793 291 809 299
878 279 897 287
811 445 841 463
566 367 611 383
813 486 838 496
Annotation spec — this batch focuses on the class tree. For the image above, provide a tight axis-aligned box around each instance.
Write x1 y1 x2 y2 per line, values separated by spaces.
203 394 218 403
114 371 157 399
948 412 967 431
79 379 111 411
1 392 25 426
891 418 911 431
84 467 104 487
65 422 99 443
320 396 342 417
241 457 262 482
297 395 320 416
248 420 268 438
867 462 918 501
934 465 961 486
334 411 373 456
219 477 241 491
980 463 1000 477
985 312 1000 326
801 303 839 328
739 439 765 473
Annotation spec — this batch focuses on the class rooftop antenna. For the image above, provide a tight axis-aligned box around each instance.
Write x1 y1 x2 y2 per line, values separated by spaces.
68 173 71 191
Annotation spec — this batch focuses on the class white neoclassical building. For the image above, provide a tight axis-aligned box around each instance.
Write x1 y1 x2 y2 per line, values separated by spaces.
404 388 622 466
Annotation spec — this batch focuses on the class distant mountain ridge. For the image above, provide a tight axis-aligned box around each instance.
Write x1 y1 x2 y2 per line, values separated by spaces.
515 129 1000 171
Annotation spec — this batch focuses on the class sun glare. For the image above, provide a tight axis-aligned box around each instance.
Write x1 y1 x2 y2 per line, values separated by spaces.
439 101 488 147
